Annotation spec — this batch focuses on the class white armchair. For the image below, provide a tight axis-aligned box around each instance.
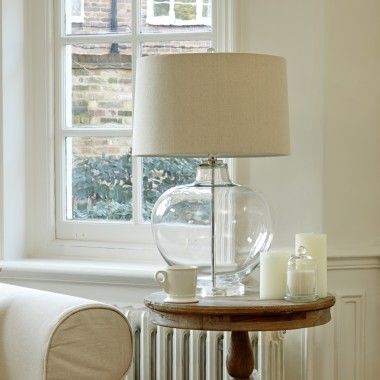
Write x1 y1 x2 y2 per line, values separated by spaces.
0 283 133 380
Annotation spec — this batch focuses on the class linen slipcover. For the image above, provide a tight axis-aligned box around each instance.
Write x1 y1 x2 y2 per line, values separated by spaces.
0 283 133 379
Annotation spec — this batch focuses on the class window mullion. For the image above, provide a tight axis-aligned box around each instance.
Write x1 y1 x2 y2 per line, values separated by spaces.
169 0 175 22
196 0 203 24
61 33 133 45
61 128 132 137
212 0 218 49
66 137 73 219
132 0 142 223
139 31 212 42
62 0 69 36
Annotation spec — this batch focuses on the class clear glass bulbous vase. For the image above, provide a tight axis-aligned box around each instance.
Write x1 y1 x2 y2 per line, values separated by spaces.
151 161 273 296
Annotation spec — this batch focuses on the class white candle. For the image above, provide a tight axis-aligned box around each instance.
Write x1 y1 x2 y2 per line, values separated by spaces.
287 269 316 296
295 233 327 297
260 251 291 299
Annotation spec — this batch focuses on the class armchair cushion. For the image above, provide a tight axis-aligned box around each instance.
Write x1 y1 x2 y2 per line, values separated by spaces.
0 283 133 380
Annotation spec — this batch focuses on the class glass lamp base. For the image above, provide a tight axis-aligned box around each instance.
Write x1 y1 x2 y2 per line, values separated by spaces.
284 294 319 303
152 159 273 298
197 280 245 297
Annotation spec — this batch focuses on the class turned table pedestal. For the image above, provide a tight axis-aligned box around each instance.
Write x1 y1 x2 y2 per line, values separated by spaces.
144 292 335 380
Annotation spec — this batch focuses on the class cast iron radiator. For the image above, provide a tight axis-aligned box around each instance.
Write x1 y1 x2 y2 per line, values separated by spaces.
122 308 259 380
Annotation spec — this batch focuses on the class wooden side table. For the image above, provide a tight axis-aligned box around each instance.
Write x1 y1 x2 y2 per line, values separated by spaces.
145 292 335 380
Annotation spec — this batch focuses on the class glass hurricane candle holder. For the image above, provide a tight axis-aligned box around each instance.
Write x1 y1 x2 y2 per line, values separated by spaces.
285 246 318 302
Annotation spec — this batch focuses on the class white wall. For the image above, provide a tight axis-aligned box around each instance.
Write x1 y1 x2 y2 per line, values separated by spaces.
324 0 380 249
236 0 325 248
236 0 380 254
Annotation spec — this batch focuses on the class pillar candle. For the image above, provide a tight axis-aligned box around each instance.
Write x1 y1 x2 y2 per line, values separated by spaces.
295 233 327 297
260 251 291 299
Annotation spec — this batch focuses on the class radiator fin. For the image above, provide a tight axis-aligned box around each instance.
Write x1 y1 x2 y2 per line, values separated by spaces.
173 329 190 380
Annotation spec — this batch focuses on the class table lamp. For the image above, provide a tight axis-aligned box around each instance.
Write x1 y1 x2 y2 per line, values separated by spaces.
133 53 290 296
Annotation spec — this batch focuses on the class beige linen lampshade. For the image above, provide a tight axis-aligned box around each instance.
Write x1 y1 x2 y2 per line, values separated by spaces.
132 53 290 157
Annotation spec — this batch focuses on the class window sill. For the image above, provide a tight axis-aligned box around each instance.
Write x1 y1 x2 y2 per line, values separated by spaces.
1 248 378 289
0 259 161 287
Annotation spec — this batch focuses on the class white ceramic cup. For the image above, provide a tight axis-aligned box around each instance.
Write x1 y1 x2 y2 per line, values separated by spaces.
154 265 198 303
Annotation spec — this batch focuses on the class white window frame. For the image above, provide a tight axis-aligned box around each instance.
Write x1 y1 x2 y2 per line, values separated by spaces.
26 0 237 261
146 0 211 26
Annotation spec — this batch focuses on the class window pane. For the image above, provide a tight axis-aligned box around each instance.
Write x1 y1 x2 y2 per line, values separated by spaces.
66 0 132 35
154 2 170 16
67 137 133 221
174 3 196 21
142 40 212 55
70 44 132 128
142 157 201 220
141 0 212 33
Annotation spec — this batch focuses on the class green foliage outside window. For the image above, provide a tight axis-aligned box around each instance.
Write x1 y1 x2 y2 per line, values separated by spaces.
142 157 201 220
72 154 133 220
72 155 200 221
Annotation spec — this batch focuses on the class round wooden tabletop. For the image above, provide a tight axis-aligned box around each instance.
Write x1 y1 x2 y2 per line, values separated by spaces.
144 292 336 332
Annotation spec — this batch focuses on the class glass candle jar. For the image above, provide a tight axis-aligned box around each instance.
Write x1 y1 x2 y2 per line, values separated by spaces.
285 246 318 302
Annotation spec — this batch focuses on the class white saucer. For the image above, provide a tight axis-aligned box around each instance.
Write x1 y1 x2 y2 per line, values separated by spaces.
163 296 199 304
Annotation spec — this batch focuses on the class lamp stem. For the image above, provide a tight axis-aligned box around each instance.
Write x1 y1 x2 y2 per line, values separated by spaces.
210 157 216 289
202 155 227 296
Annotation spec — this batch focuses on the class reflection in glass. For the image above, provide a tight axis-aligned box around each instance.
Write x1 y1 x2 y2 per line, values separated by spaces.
66 0 132 35
141 0 212 33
